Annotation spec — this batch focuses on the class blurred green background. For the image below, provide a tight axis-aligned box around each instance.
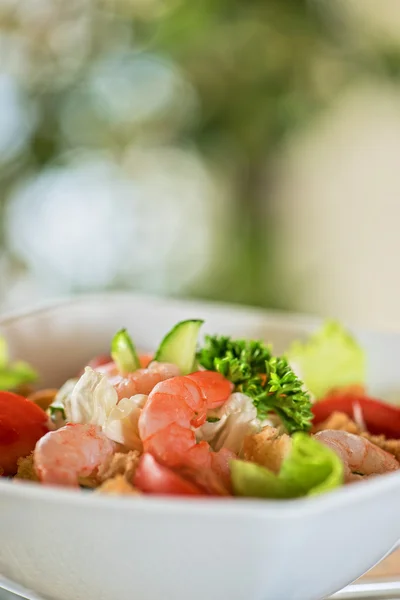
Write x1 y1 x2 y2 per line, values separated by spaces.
1 0 400 328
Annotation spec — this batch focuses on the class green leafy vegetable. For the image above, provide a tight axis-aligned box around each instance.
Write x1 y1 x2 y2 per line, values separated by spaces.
197 336 272 382
206 416 220 423
197 336 312 433
111 329 140 374
286 320 365 399
0 336 38 391
231 433 344 499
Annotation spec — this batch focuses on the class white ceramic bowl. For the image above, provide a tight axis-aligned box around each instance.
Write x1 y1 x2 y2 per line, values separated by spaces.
1 293 400 600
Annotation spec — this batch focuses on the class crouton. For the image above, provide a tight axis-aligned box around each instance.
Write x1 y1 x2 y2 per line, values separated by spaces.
96 475 140 495
98 450 141 484
312 411 360 435
27 389 58 411
361 433 400 463
15 453 39 482
242 426 292 473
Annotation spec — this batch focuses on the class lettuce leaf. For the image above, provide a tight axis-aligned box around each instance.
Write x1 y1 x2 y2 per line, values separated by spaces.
286 320 365 399
64 367 117 426
0 361 38 391
0 336 38 391
231 432 343 499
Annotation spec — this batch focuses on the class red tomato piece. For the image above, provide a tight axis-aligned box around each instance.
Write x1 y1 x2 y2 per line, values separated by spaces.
312 392 400 439
134 453 206 496
0 391 49 475
186 371 233 409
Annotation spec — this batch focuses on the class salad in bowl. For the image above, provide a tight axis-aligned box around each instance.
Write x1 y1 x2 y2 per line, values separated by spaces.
2 317 399 499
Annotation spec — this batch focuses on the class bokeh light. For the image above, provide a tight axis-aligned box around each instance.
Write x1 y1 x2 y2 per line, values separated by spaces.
5 148 229 297
0 72 36 164
1 0 400 327
60 52 198 148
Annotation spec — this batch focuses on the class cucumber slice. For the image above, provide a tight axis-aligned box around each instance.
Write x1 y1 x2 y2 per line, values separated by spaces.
154 319 204 375
111 329 140 374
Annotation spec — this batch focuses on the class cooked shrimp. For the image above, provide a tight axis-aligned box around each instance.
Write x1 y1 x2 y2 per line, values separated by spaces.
314 429 400 482
186 371 234 409
34 423 116 487
243 426 292 474
138 372 234 486
96 361 180 400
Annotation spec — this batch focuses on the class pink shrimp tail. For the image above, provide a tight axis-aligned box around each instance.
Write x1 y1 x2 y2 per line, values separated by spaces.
186 371 233 408
139 371 236 494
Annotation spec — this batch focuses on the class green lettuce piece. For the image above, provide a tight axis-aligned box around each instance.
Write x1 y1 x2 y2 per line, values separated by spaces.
0 362 38 391
231 433 344 499
0 336 38 390
286 320 365 399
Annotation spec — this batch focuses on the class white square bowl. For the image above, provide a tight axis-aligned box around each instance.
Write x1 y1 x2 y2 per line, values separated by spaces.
1 293 400 600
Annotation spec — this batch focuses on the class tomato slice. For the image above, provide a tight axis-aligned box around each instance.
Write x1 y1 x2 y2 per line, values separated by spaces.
312 392 400 439
0 391 49 475
134 453 206 496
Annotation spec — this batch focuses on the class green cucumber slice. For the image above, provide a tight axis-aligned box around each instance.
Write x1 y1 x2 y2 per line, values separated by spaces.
154 319 204 375
111 329 140 374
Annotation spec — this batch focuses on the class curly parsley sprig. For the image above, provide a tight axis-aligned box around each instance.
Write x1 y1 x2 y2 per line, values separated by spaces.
197 336 312 434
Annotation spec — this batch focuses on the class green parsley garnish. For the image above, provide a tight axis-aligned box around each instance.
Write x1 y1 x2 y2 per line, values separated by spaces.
197 336 312 434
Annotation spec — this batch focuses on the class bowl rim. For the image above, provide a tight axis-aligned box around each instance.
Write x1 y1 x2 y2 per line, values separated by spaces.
1 291 398 337
2 468 400 519
0 291 321 330
1 292 400 519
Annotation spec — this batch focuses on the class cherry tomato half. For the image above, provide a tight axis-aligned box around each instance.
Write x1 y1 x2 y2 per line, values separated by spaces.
312 392 400 439
134 453 206 496
0 391 49 475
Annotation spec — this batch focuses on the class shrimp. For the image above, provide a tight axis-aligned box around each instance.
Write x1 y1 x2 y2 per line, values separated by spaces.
96 361 180 400
115 362 181 400
314 429 400 482
34 423 116 487
186 371 234 409
138 371 234 488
